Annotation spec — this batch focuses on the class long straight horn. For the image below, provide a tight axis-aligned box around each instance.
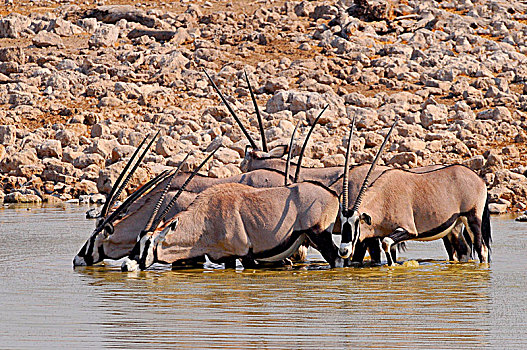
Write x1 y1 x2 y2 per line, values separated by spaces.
150 145 221 232
93 169 172 236
342 116 356 215
293 104 328 183
351 118 398 213
244 70 267 152
103 130 160 217
143 152 192 232
203 69 258 150
284 121 300 186
101 131 160 217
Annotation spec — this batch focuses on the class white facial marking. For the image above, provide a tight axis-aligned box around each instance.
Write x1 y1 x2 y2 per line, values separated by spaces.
121 258 139 272
338 242 352 259
144 237 156 268
73 255 87 267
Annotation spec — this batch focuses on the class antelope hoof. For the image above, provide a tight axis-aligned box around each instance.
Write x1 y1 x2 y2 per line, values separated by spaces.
121 258 140 272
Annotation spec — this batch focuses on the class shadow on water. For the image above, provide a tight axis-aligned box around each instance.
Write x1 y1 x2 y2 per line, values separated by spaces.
72 258 493 349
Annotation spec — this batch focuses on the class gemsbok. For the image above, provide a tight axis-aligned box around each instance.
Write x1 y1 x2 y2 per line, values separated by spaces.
73 108 328 267
207 73 473 264
337 121 491 265
121 121 344 271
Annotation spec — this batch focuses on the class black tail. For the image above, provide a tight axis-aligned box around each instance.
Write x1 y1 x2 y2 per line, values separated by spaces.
396 242 407 253
461 227 474 260
482 194 492 260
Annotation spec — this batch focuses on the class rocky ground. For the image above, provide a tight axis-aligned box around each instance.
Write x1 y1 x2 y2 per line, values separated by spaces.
0 0 526 214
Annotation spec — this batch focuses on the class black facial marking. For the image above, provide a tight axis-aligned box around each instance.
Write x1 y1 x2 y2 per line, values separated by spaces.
139 238 152 270
342 221 352 244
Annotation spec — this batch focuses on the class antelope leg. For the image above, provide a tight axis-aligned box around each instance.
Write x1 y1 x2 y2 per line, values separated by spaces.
307 230 341 268
224 258 237 269
442 236 455 261
171 256 206 269
366 238 382 265
241 257 258 269
382 228 412 266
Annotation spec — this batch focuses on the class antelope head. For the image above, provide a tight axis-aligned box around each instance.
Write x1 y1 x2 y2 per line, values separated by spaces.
74 131 159 267
241 105 329 173
122 146 220 271
338 119 398 259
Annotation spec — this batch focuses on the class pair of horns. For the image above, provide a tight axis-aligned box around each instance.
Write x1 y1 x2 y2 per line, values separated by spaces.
284 105 329 186
92 169 173 237
142 145 221 236
343 118 399 215
204 69 267 152
99 131 160 218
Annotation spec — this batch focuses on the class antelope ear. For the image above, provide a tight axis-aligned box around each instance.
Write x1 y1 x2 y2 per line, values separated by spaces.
244 144 253 157
360 213 372 225
169 218 179 231
103 224 114 238
268 145 288 158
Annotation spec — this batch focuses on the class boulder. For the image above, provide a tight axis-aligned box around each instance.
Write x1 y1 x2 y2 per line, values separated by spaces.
4 192 42 203
50 18 83 37
399 139 426 153
387 152 418 166
322 154 345 167
0 125 16 145
36 140 63 159
0 149 39 173
32 31 65 48
420 104 447 128
0 47 25 64
347 0 393 22
488 203 508 214
55 129 79 147
214 148 239 164
84 5 156 28
156 135 179 157
111 144 136 163
88 24 119 47
73 180 99 196
0 14 31 38
264 77 289 93
462 155 485 171
88 138 121 159
72 153 105 169
41 158 79 183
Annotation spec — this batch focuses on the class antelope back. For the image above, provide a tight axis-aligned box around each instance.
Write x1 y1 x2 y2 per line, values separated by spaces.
240 146 288 172
357 165 487 240
331 164 446 220
153 181 339 265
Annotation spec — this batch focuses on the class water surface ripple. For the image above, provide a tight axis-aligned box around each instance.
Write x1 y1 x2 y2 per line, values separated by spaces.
0 205 525 349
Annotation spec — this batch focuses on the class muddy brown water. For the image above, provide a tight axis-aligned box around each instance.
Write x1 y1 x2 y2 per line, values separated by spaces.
0 204 526 349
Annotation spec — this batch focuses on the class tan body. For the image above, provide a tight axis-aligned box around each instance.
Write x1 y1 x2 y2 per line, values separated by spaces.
128 182 342 270
244 152 468 262
74 168 295 266
355 165 490 264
